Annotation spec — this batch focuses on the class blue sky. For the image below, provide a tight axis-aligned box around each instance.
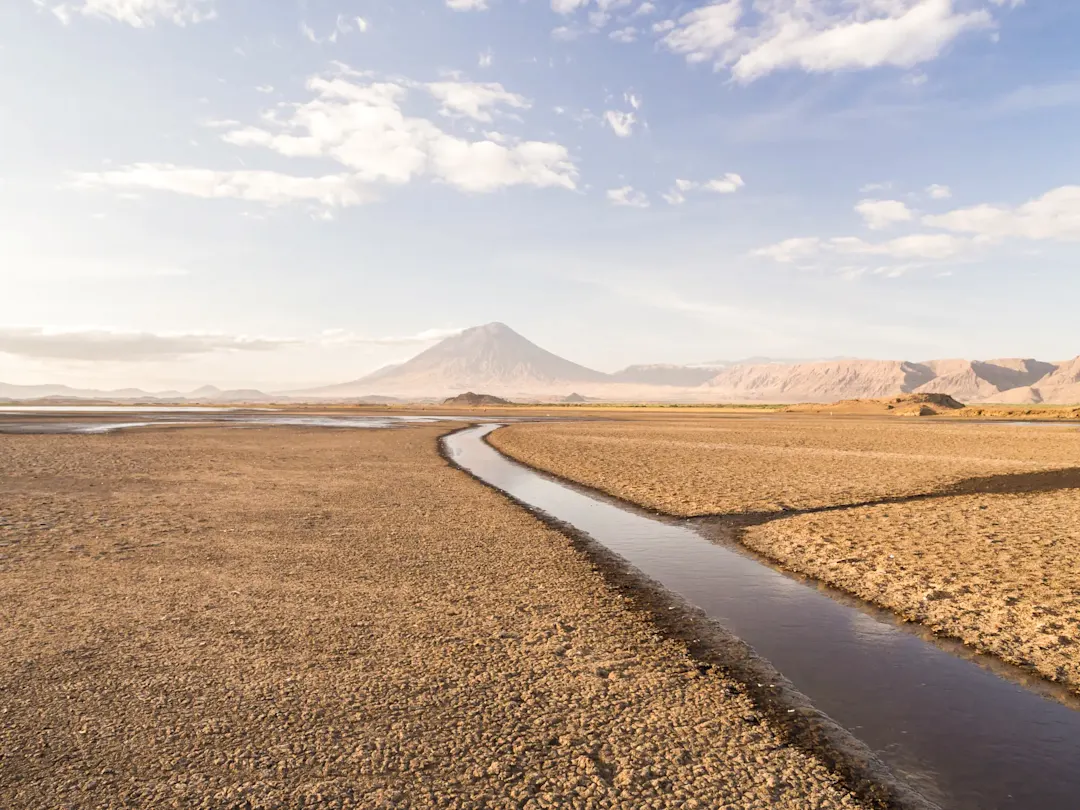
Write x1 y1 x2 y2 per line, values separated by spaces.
1 0 1078 390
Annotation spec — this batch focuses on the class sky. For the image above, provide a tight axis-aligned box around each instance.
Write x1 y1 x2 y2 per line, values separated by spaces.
2 0 1079 391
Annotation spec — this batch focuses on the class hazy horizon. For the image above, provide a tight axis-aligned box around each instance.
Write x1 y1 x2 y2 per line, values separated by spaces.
1 321 1075 394
4 1 1080 390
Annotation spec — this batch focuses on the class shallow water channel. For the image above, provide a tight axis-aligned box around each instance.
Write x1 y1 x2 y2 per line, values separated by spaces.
444 423 1080 810
0 408 456 433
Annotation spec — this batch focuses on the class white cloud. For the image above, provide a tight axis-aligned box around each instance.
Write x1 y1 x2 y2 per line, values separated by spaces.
926 183 952 199
625 92 642 110
255 85 275 95
447 0 488 10
607 186 650 208
478 49 494 68
703 172 745 193
74 164 376 208
214 70 576 195
651 19 676 32
923 186 1080 242
752 237 825 263
833 233 968 260
427 81 530 122
302 15 368 44
856 198 915 229
551 25 581 40
588 9 610 27
610 26 638 42
659 0 997 83
552 0 589 12
662 174 744 202
754 233 969 263
49 0 217 27
603 109 636 137
633 1 656 15
0 328 294 362
319 327 463 346
658 1 741 65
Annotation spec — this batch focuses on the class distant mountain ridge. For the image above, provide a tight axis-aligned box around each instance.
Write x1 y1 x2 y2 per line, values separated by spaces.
3 322 1078 405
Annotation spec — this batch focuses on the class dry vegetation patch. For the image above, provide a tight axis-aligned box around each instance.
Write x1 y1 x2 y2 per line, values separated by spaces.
489 419 1080 515
0 426 861 810
742 492 1080 690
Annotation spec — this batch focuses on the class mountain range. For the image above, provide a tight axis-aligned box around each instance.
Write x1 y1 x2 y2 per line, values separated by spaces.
3 322 1079 405
294 323 1080 405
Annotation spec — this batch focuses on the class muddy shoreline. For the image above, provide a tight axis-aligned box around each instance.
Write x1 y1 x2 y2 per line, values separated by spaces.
442 425 937 810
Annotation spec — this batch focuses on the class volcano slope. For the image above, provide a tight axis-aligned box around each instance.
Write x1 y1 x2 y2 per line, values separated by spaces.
0 426 863 810
489 417 1080 692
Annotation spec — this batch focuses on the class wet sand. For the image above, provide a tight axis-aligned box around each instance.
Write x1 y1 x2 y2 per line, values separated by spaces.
489 417 1080 691
1 427 863 809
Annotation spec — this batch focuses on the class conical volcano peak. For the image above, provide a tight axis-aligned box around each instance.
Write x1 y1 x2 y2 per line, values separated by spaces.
310 322 610 396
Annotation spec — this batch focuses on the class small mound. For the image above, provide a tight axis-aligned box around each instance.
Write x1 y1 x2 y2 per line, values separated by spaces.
562 393 589 403
786 393 966 416
442 392 513 406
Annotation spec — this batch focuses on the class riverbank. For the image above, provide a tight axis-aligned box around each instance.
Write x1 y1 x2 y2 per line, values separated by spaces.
1 426 864 809
489 417 1080 692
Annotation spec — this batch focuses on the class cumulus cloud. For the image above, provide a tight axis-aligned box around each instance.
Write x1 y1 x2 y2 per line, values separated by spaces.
610 25 638 42
218 72 576 194
927 183 953 199
49 0 217 27
80 69 577 207
658 0 999 83
73 165 376 208
426 81 530 122
703 173 745 193
923 185 1080 241
856 199 915 229
603 109 636 137
447 0 488 10
607 186 650 208
0 328 294 362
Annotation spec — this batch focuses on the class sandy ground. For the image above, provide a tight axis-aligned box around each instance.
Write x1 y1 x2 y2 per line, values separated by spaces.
489 418 1080 515
489 417 1080 691
741 491 1080 690
0 426 863 810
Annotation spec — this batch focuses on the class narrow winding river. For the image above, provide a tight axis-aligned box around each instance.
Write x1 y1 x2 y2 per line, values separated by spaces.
444 423 1080 810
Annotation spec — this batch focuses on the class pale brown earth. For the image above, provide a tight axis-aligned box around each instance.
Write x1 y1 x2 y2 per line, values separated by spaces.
489 418 1080 516
489 417 1080 691
784 394 964 417
740 491 1080 690
0 426 863 810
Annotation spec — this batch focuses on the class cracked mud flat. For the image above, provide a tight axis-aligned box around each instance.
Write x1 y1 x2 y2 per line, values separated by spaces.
0 426 865 810
489 418 1080 516
490 418 1080 692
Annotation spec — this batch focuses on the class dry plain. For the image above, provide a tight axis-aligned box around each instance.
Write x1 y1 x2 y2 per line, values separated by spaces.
0 425 865 810
490 417 1080 691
